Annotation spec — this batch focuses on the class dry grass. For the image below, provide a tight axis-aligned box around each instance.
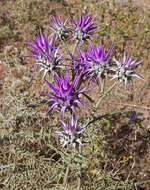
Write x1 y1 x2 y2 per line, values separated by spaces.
0 0 150 189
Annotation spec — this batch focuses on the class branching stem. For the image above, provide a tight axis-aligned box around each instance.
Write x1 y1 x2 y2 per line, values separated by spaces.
94 82 117 112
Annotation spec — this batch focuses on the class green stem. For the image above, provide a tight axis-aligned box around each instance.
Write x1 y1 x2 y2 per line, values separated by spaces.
83 92 95 103
76 74 84 90
94 82 117 112
72 40 79 56
63 165 70 186
77 176 81 190
71 40 79 78
77 145 82 190
101 78 105 94
76 74 94 103
86 110 128 128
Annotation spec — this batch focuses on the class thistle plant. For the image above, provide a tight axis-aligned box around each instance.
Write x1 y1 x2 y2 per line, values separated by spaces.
26 11 143 152
26 31 63 79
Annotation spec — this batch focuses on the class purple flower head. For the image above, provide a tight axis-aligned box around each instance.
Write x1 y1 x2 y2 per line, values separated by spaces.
5 13 10 18
26 31 63 79
49 16 71 40
71 12 99 43
70 42 112 83
129 112 137 123
86 42 113 82
111 52 143 88
42 71 88 118
72 42 112 83
55 116 85 149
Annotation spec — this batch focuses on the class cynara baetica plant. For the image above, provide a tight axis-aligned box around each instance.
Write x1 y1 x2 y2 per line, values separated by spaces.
26 11 143 150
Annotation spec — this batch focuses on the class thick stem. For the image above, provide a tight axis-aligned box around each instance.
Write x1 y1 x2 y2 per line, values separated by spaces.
77 145 82 190
100 78 105 94
94 82 117 112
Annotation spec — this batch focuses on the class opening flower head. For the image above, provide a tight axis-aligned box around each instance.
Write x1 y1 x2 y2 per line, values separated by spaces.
42 71 88 118
26 31 63 79
111 52 143 88
72 42 112 83
86 42 113 82
49 16 71 40
71 12 99 43
55 116 85 149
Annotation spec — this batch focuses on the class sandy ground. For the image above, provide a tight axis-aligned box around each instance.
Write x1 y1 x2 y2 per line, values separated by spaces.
115 0 150 8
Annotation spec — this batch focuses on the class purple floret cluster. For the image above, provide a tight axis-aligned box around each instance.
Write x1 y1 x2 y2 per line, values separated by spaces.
43 71 88 119
26 12 143 150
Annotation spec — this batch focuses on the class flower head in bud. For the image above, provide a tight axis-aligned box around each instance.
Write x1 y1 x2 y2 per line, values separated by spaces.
49 16 71 40
72 12 99 43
